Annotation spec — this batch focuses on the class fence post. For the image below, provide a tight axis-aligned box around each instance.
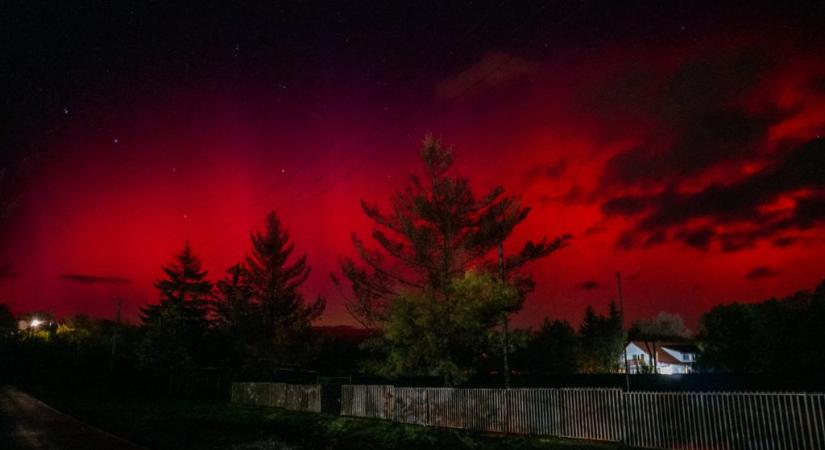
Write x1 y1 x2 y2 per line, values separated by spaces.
425 388 430 426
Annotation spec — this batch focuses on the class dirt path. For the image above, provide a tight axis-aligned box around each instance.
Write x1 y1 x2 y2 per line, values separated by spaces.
0 385 147 450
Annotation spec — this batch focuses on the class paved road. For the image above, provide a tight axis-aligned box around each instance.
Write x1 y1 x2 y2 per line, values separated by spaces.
0 386 146 450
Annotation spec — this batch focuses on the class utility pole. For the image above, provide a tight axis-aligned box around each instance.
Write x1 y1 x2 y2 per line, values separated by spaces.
617 272 630 392
499 242 511 389
110 297 122 375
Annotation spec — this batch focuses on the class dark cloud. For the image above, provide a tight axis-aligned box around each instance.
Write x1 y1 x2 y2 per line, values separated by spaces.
603 138 825 251
523 158 567 184
60 274 131 285
588 50 771 139
562 186 582 204
772 236 798 247
676 228 716 250
590 45 825 252
812 75 825 94
601 195 650 216
643 230 667 247
578 280 601 291
601 110 773 188
745 266 780 280
654 52 769 123
0 264 14 278
584 223 608 236
436 51 539 100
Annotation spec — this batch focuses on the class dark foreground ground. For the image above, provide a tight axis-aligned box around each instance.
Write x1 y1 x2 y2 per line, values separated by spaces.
2 385 630 450
0 386 145 450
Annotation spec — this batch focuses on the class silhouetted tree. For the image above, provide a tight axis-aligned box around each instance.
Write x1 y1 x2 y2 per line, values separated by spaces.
138 243 212 377
629 312 691 374
698 279 825 379
578 301 625 373
519 318 580 375
213 264 259 374
312 326 376 375
241 212 325 373
334 135 569 383
0 304 14 333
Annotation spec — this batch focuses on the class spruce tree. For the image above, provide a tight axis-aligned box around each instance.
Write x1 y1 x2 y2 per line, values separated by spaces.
578 301 626 373
214 264 255 332
214 264 260 375
244 212 325 371
139 242 212 376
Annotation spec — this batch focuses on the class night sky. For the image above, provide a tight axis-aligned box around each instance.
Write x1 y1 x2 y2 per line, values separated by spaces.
2 1 825 328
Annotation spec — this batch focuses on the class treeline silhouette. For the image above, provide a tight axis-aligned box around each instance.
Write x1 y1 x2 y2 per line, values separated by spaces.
3 278 825 395
1 137 824 395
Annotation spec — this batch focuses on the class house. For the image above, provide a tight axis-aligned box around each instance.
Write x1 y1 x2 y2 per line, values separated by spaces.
622 341 699 374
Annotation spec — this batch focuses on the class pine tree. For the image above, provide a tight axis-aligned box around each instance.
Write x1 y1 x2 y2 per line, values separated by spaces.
142 242 212 323
522 318 581 375
243 212 325 371
334 135 570 382
578 301 626 373
213 264 260 376
214 264 255 332
139 242 212 376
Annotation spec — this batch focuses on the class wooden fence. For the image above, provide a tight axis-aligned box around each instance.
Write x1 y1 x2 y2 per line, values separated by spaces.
230 382 321 413
341 385 825 450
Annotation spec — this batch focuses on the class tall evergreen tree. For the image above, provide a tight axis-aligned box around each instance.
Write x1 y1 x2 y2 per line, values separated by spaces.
213 264 259 374
243 212 325 371
519 318 581 375
214 264 255 331
334 135 570 382
138 242 212 376
578 301 626 373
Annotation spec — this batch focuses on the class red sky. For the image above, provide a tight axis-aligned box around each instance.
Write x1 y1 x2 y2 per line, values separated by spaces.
2 3 825 330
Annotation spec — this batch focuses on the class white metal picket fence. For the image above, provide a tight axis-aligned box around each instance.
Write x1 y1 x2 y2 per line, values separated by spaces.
340 385 825 450
231 382 321 413
624 391 825 450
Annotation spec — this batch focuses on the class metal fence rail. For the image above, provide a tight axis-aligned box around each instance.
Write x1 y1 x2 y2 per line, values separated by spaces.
340 385 825 450
231 382 321 413
625 392 825 450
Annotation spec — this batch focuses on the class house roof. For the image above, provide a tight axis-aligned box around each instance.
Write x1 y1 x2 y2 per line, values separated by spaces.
655 349 685 365
660 343 699 354
628 341 698 365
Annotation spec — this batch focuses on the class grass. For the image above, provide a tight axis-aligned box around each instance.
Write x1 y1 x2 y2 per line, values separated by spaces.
30 387 628 450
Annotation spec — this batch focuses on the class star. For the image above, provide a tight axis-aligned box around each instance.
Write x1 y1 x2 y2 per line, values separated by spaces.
113 138 119 144
63 107 69 115
281 168 286 174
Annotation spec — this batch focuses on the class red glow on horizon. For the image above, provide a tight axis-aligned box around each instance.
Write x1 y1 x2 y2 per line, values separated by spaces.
2 29 825 331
